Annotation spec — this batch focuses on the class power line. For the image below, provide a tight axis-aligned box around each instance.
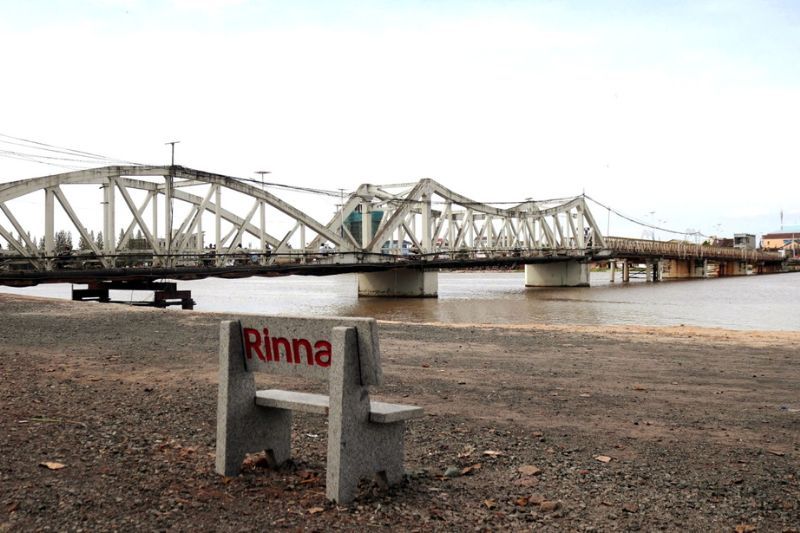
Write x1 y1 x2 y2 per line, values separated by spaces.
0 149 132 165
0 151 85 170
0 137 133 164
0 132 142 165
233 176 344 197
583 193 710 238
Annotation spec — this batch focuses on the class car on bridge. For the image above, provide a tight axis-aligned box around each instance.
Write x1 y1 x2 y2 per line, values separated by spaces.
381 240 416 257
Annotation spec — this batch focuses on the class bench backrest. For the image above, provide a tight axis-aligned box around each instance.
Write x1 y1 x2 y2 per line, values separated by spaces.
234 315 382 386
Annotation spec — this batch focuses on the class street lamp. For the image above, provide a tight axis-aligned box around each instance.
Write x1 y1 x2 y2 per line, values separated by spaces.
255 170 271 190
165 140 180 166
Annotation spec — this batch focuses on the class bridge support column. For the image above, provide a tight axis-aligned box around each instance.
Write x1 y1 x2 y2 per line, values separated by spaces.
662 259 708 279
652 260 662 282
718 261 747 277
757 262 783 274
622 260 630 283
525 261 589 287
642 260 663 282
609 260 616 283
357 269 438 297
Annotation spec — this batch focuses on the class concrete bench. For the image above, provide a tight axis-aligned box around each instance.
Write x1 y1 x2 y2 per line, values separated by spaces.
215 315 423 503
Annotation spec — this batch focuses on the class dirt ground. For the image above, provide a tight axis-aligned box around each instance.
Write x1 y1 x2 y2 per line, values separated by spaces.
1 293 798 532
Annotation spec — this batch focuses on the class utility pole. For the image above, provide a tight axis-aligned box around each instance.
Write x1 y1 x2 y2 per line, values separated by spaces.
339 188 346 241
165 140 180 167
255 170 271 190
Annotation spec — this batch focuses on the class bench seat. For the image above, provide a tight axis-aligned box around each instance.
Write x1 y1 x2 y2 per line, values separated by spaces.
255 389 424 423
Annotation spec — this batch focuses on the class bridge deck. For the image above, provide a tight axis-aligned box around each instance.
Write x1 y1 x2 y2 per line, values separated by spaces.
0 254 589 286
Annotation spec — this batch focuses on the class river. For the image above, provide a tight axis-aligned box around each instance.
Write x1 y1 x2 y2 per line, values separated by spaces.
2 271 798 331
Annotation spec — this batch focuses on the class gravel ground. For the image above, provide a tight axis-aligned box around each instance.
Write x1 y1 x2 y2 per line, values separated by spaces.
1 294 798 531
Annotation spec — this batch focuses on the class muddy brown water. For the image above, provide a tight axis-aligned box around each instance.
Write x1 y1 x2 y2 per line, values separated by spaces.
1 270 798 331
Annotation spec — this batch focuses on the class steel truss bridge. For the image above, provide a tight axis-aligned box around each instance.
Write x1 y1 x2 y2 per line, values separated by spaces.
0 166 785 289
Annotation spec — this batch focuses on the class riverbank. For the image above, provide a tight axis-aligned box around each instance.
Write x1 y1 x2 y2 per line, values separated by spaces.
1 294 798 531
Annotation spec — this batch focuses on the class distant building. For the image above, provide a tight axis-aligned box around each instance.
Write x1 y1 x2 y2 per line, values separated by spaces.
761 227 800 253
734 233 756 250
712 237 734 247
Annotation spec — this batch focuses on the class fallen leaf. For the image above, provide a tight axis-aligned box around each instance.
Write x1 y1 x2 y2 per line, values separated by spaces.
633 385 648 391
515 496 529 507
460 463 481 476
6 502 19 513
483 499 496 509
39 462 66 470
767 449 786 457
579 393 591 398
513 477 538 487
482 450 504 457
734 525 756 533
594 455 612 463
518 465 542 476
308 507 325 515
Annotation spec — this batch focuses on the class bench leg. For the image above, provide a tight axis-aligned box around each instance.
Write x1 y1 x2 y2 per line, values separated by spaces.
216 320 292 476
326 327 408 503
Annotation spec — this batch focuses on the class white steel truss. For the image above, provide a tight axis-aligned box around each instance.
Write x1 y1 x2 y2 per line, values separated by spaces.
0 166 605 271
314 178 606 257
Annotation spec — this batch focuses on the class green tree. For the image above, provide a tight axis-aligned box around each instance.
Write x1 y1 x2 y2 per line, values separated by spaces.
95 231 104 250
78 230 95 251
55 230 73 253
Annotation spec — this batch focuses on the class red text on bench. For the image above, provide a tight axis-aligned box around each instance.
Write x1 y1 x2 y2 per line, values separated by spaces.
243 327 332 367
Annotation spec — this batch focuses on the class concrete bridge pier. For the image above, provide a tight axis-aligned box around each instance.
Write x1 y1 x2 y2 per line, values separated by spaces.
644 260 662 282
717 261 747 277
622 260 630 283
662 259 708 280
357 269 438 297
525 261 589 287
756 262 783 274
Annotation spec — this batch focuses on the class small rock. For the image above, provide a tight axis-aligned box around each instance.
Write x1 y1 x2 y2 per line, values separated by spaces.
518 465 542 476
528 493 545 505
444 466 460 478
539 501 561 512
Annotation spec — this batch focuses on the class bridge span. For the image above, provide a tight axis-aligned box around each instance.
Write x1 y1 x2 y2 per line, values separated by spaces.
0 165 786 304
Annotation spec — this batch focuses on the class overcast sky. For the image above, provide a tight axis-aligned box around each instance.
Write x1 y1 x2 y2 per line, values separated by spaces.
1 0 798 239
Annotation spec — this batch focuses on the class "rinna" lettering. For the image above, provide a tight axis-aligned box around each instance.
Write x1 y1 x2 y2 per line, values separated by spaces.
242 327 332 367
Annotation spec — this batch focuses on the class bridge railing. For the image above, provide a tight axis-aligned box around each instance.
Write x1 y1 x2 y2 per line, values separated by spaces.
604 237 783 262
0 244 596 273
